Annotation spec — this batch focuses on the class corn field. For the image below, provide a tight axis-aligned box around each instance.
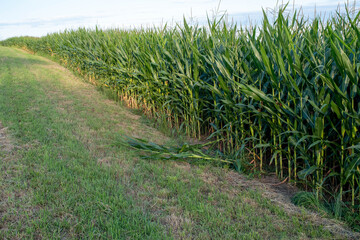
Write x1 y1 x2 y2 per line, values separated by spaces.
2 6 360 211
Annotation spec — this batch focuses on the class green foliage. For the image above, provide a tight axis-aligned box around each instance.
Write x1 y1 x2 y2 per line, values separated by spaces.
0 46 337 238
292 191 327 213
2 5 360 214
117 136 234 165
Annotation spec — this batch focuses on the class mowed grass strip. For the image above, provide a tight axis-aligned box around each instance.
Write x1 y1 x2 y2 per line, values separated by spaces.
0 46 338 239
0 47 168 239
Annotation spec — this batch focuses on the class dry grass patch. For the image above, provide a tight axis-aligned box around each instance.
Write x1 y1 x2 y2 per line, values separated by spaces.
97 156 113 167
163 213 192 236
0 122 14 153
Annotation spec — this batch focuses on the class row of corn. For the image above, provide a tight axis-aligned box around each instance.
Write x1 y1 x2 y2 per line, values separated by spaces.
2 6 360 210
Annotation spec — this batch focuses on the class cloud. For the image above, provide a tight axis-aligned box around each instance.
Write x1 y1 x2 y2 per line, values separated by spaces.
0 15 106 28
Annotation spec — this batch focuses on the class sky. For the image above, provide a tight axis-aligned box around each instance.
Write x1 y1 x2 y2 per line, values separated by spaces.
0 0 359 40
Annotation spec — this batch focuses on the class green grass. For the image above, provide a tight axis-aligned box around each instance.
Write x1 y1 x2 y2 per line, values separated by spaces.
0 46 346 239
3 6 359 210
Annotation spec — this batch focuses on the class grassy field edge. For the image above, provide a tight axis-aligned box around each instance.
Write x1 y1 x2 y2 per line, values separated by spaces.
0 46 357 239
